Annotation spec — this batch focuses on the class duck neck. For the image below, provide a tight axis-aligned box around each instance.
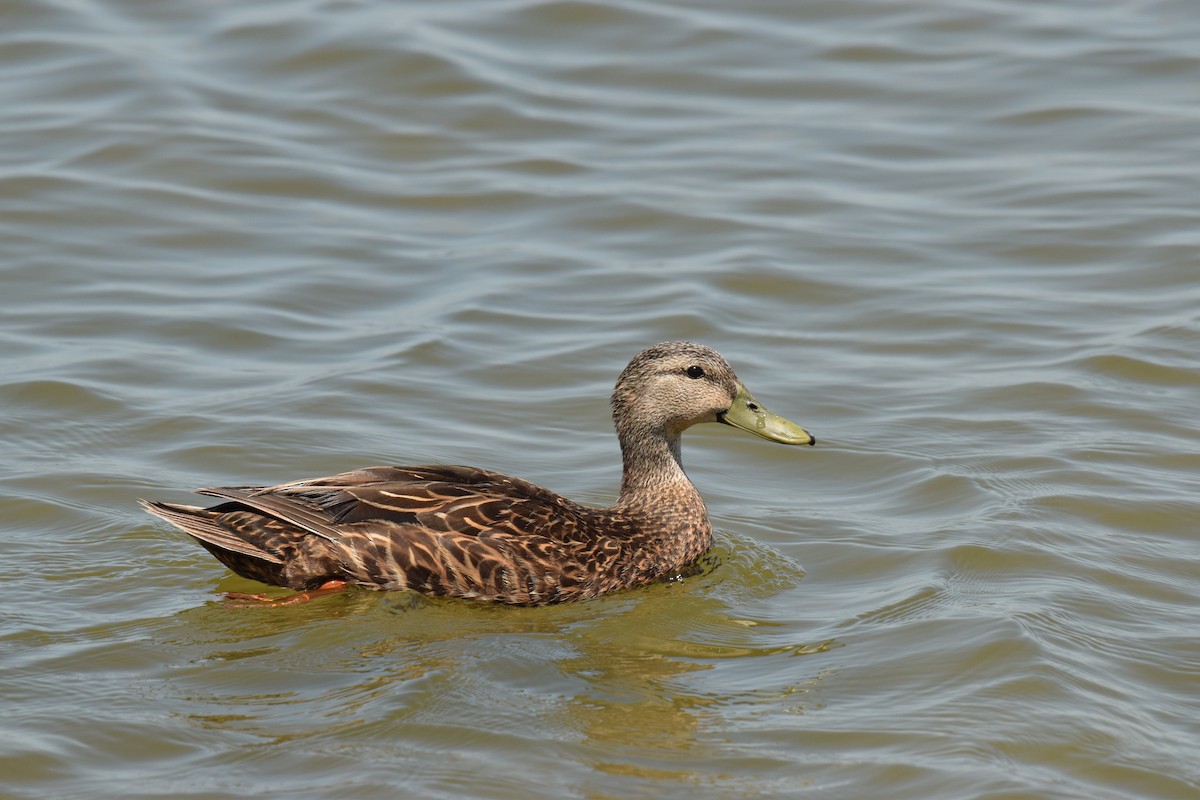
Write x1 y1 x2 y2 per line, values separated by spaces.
615 422 695 505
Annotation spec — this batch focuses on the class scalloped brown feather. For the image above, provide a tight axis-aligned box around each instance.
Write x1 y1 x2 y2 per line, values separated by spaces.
140 464 707 604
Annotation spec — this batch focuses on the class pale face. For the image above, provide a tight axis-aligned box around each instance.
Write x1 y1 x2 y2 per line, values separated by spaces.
612 342 813 446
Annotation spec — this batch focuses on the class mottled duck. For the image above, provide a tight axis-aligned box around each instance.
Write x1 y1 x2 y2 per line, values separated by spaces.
141 341 815 605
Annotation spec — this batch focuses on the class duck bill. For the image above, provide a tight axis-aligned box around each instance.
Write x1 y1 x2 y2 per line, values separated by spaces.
719 384 815 446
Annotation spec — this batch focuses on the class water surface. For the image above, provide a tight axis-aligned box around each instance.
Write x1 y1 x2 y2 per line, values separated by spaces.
2 1 1198 798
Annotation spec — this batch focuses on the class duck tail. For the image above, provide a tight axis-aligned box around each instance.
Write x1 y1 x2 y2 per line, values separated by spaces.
139 499 284 565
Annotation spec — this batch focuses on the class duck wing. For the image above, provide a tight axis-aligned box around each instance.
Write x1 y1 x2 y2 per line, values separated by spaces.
216 464 596 540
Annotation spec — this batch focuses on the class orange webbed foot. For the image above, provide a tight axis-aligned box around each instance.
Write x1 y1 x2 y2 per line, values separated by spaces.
222 580 348 607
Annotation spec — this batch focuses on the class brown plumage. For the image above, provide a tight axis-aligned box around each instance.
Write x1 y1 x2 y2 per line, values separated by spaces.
141 341 815 605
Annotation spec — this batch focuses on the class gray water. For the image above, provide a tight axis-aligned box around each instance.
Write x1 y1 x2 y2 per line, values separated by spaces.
2 0 1198 798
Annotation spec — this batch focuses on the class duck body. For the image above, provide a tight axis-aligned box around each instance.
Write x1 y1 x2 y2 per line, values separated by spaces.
142 342 814 606
143 464 712 605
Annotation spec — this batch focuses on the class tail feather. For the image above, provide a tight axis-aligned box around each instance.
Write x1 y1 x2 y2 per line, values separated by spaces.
138 499 284 564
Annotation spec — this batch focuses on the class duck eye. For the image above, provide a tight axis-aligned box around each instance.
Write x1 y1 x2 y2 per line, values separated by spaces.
685 365 705 379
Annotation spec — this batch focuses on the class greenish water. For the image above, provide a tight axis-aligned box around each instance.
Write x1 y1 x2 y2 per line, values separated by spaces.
2 1 1198 798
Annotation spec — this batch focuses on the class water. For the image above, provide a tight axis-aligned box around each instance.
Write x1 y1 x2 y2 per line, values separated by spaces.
2 0 1198 797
